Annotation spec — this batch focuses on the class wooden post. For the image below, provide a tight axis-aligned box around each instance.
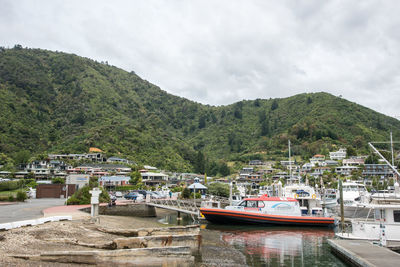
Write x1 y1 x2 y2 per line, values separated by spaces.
229 182 233 206
177 211 182 222
339 179 344 233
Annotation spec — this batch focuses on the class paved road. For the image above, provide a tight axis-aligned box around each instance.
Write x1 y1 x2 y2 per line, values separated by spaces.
0 198 66 223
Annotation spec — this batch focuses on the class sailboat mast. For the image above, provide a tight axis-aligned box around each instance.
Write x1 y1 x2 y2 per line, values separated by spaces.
289 140 292 184
390 131 395 167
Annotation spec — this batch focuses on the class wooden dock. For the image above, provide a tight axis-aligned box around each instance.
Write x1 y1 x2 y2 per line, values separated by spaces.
328 239 400 267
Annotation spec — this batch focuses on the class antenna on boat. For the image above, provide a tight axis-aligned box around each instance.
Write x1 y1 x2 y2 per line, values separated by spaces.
288 140 292 185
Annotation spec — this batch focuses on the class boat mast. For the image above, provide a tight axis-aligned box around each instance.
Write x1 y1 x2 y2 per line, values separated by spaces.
369 142 400 182
390 131 395 168
288 140 292 184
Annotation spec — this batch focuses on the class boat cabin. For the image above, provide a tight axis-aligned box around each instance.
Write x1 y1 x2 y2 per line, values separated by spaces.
226 195 302 216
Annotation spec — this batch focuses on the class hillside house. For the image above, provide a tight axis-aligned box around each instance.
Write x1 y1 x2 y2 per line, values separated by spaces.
362 164 394 178
343 158 365 166
141 172 169 186
99 175 130 188
249 160 264 166
335 166 359 176
301 163 313 172
310 154 325 165
329 148 347 160
107 156 131 164
280 160 295 167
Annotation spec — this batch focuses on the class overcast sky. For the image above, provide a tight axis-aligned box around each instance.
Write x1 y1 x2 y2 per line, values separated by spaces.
1 0 399 118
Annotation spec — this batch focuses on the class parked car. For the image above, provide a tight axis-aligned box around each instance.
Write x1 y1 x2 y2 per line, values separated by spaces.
124 192 139 200
115 191 123 198
148 191 162 199
124 192 144 201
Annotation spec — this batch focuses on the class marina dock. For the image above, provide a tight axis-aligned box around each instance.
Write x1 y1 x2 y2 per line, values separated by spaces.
328 239 400 267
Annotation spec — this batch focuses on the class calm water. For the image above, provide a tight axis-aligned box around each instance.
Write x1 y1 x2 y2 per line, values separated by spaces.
160 213 346 266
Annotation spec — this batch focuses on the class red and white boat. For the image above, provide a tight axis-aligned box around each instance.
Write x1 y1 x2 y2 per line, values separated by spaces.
200 194 335 227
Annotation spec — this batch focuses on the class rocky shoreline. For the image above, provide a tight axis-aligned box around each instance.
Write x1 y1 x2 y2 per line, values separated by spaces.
0 209 247 266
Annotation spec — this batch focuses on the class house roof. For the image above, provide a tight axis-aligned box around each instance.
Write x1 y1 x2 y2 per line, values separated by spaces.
99 176 130 181
108 156 127 161
188 183 207 189
89 147 103 153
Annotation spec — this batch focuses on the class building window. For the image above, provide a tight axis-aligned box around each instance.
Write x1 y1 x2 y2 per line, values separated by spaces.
394 210 400 223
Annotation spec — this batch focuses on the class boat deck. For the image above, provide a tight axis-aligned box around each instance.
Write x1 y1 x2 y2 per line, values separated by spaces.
328 239 400 267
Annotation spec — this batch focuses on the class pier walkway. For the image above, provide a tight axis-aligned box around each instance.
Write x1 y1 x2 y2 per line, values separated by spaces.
328 239 400 267
146 199 200 216
146 196 230 217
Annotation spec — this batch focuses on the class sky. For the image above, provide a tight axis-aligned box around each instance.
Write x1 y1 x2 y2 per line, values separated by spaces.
1 0 399 118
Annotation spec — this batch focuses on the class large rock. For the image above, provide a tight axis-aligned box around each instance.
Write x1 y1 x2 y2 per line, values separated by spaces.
114 234 201 251
14 246 194 266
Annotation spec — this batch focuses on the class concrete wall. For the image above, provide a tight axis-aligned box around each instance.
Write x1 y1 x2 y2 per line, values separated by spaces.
81 204 157 217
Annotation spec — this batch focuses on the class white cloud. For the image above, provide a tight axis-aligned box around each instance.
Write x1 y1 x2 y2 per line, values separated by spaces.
1 0 399 117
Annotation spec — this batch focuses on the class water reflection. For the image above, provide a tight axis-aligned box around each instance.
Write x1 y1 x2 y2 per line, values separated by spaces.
159 213 344 266
207 225 342 267
158 212 195 226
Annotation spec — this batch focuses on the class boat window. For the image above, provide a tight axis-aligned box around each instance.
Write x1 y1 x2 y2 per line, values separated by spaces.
375 209 385 220
258 201 265 208
394 210 400 223
238 201 246 207
247 201 257 208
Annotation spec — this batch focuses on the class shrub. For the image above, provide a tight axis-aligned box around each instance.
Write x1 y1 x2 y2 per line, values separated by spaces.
0 195 10 201
207 182 229 198
66 195 80 205
16 190 27 201
0 180 22 192
190 192 202 199
52 177 65 184
67 186 110 205
181 187 190 199
7 195 14 201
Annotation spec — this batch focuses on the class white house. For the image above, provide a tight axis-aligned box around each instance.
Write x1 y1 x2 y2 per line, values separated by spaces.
66 174 89 189
310 155 325 165
329 148 347 160
335 166 359 176
99 176 130 187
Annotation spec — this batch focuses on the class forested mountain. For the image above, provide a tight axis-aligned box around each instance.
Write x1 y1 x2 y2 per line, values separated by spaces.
1 47 399 172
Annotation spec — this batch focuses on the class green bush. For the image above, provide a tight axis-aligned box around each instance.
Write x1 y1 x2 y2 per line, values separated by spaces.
7 195 14 201
52 177 65 184
190 192 202 199
16 190 27 201
0 180 22 192
67 186 110 205
65 195 80 205
207 182 229 198
181 187 190 199
0 195 10 201
115 185 137 191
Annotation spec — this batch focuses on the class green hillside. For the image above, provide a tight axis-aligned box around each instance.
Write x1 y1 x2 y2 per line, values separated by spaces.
0 46 399 172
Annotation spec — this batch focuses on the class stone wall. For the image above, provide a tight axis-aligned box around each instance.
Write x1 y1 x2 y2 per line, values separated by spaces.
81 204 156 217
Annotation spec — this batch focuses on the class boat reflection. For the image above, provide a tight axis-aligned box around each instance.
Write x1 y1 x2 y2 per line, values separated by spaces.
220 228 334 265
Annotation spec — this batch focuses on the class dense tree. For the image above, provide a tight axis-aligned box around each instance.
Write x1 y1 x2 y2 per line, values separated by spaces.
194 151 205 174
207 182 230 197
365 154 379 164
271 99 279 110
129 170 142 185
